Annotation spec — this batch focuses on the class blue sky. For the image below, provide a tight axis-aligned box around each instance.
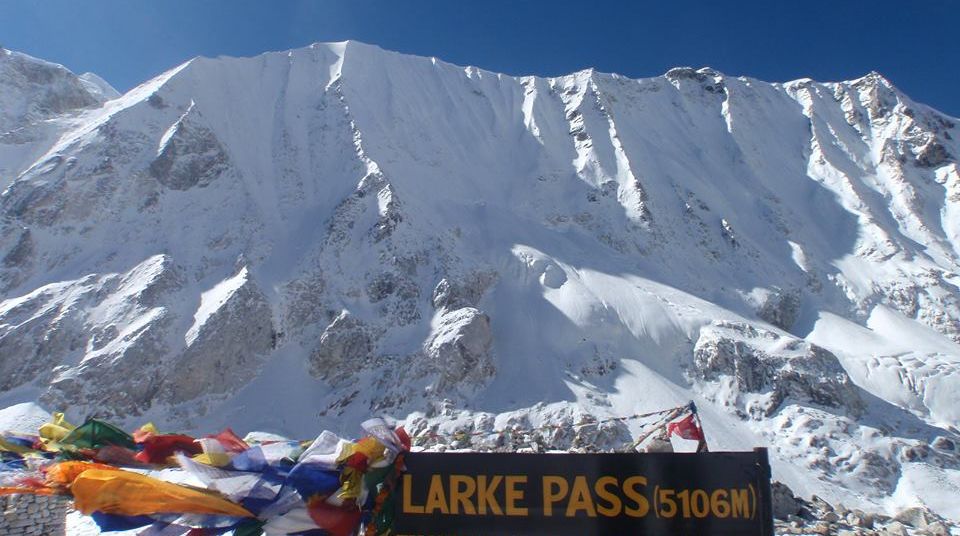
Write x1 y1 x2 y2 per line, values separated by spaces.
1 0 957 115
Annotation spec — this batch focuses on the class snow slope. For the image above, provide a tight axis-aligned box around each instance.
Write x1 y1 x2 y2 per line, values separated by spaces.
2 41 960 519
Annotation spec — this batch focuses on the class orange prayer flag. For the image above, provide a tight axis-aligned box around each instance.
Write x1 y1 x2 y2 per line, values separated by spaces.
71 469 254 518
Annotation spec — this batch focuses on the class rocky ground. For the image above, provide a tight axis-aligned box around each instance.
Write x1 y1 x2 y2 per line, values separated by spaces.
773 482 960 535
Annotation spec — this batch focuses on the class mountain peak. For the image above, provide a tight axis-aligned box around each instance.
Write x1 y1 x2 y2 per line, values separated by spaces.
664 66 724 81
850 70 898 91
0 46 113 133
78 72 120 101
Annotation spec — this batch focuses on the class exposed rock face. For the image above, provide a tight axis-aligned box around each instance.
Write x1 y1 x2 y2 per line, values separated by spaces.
691 322 864 418
2 227 33 269
0 48 103 132
149 107 230 190
916 141 951 168
771 481 807 520
407 406 633 452
44 310 171 418
0 255 182 417
877 270 960 344
425 307 495 392
0 49 115 186
0 258 275 417
0 278 98 390
309 310 375 382
431 272 498 310
160 267 275 402
754 287 801 331
278 272 327 337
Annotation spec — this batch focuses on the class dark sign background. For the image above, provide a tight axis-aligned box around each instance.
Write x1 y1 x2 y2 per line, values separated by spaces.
395 449 773 536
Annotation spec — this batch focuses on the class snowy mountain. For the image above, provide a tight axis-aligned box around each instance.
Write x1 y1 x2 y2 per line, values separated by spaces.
0 48 118 187
2 41 960 519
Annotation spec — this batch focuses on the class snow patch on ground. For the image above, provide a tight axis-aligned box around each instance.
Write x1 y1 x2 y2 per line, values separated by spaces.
0 402 50 435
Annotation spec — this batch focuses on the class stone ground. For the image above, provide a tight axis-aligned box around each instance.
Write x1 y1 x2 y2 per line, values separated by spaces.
773 482 960 535
0 493 68 535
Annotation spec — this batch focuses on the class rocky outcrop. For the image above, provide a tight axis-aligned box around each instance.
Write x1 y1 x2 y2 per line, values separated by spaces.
149 107 229 190
363 269 421 326
877 271 960 344
431 271 498 310
425 307 494 393
0 279 97 390
916 141 951 168
691 322 864 418
43 309 171 418
2 227 33 269
279 272 328 336
309 310 375 382
754 287 801 331
772 481 960 536
160 267 275 402
0 255 184 417
407 407 633 452
0 226 33 293
0 255 278 418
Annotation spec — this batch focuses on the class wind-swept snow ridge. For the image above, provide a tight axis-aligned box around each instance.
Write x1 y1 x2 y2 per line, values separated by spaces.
1 42 960 519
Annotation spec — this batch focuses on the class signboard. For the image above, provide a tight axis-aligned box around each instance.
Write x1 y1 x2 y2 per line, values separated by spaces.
395 449 773 536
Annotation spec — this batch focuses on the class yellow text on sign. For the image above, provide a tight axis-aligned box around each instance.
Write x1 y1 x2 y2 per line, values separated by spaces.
404 474 529 516
402 474 752 520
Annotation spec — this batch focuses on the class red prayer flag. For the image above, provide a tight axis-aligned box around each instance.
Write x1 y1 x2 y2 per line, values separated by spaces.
133 434 202 464
666 414 705 442
207 428 250 453
307 496 361 536
395 427 411 451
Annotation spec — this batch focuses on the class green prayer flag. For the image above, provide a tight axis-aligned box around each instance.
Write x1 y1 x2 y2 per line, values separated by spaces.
60 419 137 450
